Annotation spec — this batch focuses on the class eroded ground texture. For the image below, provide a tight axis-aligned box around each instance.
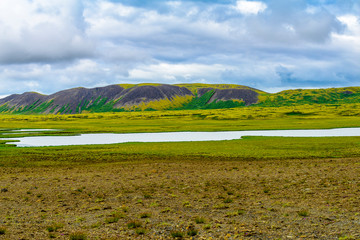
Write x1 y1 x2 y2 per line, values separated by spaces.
0 158 360 239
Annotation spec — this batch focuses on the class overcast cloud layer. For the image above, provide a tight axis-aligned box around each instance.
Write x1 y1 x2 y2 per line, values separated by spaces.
0 0 359 97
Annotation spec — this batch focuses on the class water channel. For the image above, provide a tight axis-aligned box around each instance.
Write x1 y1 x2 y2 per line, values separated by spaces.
2 127 360 147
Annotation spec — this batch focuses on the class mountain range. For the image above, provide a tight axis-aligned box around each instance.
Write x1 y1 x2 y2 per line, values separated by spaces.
0 83 359 114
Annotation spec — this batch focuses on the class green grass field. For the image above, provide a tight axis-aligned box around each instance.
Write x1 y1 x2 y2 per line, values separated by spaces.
1 103 360 135
1 105 360 239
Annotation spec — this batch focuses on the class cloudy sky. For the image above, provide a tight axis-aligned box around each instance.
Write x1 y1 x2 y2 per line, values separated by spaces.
0 0 359 97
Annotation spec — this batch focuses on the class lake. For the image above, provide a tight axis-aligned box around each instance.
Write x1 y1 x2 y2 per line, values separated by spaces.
3 127 360 147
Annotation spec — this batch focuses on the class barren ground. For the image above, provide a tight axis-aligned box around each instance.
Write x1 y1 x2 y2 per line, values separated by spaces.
1 157 359 239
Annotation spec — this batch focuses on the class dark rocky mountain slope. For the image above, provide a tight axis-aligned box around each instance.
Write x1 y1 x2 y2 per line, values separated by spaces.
0 83 260 114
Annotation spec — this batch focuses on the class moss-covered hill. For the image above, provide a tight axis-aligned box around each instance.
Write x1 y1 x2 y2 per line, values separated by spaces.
0 83 359 114
257 87 360 107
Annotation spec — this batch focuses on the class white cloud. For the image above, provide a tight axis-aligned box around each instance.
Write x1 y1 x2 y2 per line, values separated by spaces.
337 15 360 36
332 15 360 53
0 0 93 64
129 63 234 83
0 0 359 96
0 95 9 99
234 0 267 15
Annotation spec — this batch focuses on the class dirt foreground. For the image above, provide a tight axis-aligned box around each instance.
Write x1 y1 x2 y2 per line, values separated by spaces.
0 158 360 239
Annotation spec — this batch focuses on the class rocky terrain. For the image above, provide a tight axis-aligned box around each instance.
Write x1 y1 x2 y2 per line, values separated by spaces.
0 84 259 114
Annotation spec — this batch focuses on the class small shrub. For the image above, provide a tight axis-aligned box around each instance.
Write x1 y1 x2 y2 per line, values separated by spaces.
339 236 356 240
46 223 63 232
203 224 211 230
171 231 184 239
140 212 151 218
298 210 309 217
187 229 198 236
69 232 87 240
194 216 206 224
127 220 142 229
0 227 6 235
144 194 152 199
223 198 233 203
161 208 171 213
225 209 245 217
186 224 198 236
105 211 125 224
105 216 119 224
90 222 101 229
49 233 56 238
237 209 245 215
213 204 229 209
46 226 56 232
87 206 101 211
76 217 85 222
135 228 147 235
150 201 159 207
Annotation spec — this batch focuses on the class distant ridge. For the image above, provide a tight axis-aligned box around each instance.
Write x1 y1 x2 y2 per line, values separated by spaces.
0 83 259 114
0 84 359 114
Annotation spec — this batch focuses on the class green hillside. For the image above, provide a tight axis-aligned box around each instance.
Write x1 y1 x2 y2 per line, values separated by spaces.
257 87 360 107
0 84 360 114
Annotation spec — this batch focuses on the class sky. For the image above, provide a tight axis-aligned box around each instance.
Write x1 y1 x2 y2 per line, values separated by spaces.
0 0 359 98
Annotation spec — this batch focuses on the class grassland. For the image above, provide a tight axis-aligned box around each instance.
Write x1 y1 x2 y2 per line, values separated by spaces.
1 103 360 135
2 84 360 114
1 140 360 239
1 105 360 239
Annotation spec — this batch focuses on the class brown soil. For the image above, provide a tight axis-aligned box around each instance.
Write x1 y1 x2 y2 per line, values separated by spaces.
0 158 360 239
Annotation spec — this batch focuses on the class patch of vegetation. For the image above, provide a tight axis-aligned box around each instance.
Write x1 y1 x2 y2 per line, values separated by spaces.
194 216 206 224
298 210 310 217
171 230 184 239
127 220 142 229
139 212 151 218
257 87 360 107
179 90 215 109
135 228 147 235
187 229 198 236
69 232 87 240
104 211 126 224
46 222 63 232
